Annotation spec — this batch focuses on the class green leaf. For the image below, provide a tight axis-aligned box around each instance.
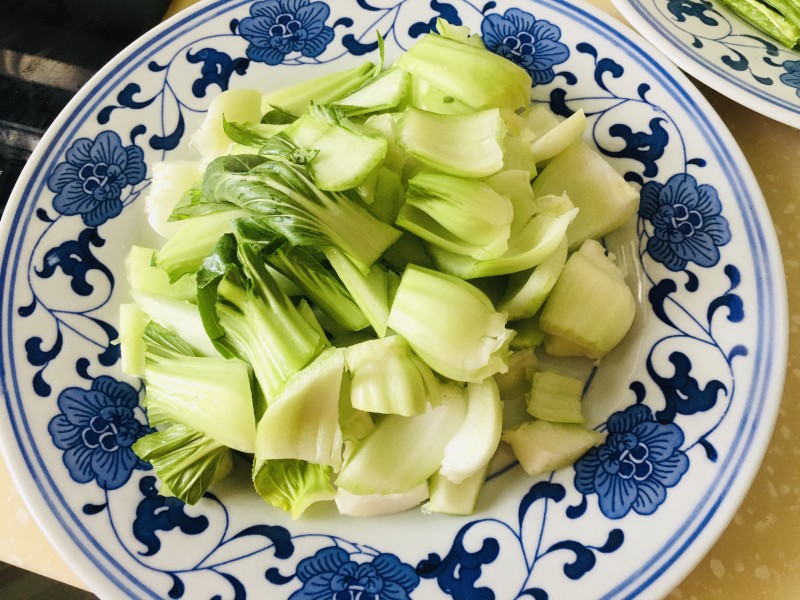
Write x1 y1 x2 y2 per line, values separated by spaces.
253 458 336 519
261 106 299 125
203 154 400 271
222 116 286 148
169 186 235 221
143 321 204 363
133 422 232 505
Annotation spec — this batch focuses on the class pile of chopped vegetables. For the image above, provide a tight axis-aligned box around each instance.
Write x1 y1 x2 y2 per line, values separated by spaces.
120 20 639 518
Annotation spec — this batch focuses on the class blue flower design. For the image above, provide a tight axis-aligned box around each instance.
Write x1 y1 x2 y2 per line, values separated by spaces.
48 376 150 490
780 60 800 97
290 547 419 600
639 172 731 271
481 8 569 85
574 405 689 519
46 131 146 227
238 0 335 66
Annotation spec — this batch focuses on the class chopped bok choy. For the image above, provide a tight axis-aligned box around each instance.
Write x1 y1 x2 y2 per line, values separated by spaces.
124 19 641 517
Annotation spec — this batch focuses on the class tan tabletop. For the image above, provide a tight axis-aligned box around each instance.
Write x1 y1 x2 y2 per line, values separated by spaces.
0 0 797 597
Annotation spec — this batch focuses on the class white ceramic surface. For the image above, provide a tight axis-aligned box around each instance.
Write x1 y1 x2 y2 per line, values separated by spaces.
0 0 787 598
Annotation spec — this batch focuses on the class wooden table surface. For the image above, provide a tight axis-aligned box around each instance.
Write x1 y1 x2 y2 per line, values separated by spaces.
1 0 798 598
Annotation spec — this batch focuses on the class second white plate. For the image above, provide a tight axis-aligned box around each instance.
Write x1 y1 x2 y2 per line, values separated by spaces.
613 0 800 128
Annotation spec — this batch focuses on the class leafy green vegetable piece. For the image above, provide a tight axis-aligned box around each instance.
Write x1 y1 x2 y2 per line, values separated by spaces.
285 104 390 191
395 32 532 112
531 142 639 250
197 235 327 406
426 465 487 516
156 210 245 282
191 89 264 161
143 320 204 362
439 378 503 484
201 154 401 272
324 247 400 337
125 246 196 301
386 265 514 382
256 133 319 164
261 105 299 125
761 0 800 31
502 420 603 476
255 349 345 470
344 335 440 416
145 160 203 237
428 208 576 279
398 172 513 259
335 483 429 517
338 375 375 442
502 134 537 178
497 236 568 320
131 290 220 357
144 354 256 453
362 113 407 174
529 109 587 164
524 103 561 139
539 239 636 358
407 75 475 116
261 61 377 115
335 383 467 494
717 0 800 47
334 67 410 116
397 107 506 178
133 422 233 505
222 117 287 148
253 458 336 519
119 304 147 377
527 369 587 424
270 247 369 332
233 217 369 332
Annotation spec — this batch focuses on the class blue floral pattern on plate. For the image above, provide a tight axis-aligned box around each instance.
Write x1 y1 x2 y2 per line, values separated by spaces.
47 376 150 490
239 0 336 65
481 8 569 84
46 131 146 227
290 547 419 600
574 404 689 519
639 172 732 271
0 1 785 599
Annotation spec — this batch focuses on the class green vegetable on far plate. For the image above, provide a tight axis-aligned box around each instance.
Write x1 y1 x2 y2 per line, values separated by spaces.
716 0 800 48
123 19 640 519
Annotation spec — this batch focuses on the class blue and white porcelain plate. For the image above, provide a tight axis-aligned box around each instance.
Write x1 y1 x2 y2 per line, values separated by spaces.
0 0 787 598
612 0 800 128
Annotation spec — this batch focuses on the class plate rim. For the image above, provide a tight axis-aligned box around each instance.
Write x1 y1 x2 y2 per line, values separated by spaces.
0 0 788 598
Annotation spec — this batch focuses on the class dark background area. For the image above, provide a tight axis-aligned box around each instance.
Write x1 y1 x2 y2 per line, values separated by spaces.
0 0 171 208
0 0 170 596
